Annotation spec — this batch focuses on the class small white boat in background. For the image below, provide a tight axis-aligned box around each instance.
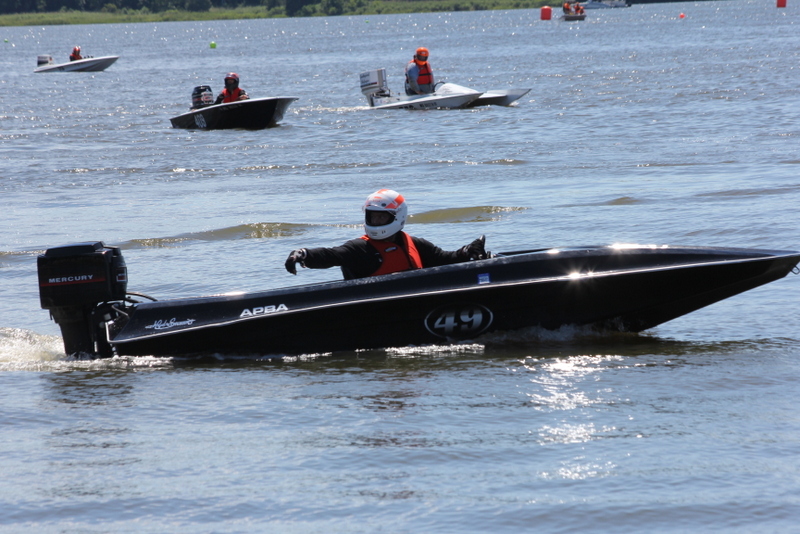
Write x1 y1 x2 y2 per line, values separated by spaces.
582 0 629 8
34 54 119 73
359 69 530 110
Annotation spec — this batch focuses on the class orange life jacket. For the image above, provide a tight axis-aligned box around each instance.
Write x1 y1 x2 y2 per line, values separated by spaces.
221 87 244 103
361 232 423 276
414 61 433 86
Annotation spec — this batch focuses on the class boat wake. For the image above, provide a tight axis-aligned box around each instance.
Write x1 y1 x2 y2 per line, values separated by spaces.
92 206 525 250
410 206 526 224
0 327 173 371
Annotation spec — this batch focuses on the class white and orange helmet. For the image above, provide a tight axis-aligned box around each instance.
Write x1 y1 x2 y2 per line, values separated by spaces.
363 189 408 239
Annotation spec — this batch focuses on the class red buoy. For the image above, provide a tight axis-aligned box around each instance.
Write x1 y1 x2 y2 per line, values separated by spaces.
541 5 552 20
777 0 786 7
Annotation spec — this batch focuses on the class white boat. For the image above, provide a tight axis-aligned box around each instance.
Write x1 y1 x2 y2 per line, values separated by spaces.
34 54 119 73
581 0 629 8
359 69 531 110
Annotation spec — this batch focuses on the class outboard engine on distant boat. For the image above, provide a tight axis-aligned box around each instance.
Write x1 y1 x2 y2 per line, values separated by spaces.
38 242 128 357
359 69 390 106
191 85 214 109
37 55 54 67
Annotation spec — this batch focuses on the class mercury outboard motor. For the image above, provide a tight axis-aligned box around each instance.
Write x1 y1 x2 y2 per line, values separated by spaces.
38 242 128 358
191 85 214 109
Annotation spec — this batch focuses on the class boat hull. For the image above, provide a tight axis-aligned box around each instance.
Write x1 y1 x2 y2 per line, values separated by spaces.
466 88 532 107
169 97 298 130
104 245 800 357
369 84 482 110
368 83 531 110
34 55 119 73
360 71 529 110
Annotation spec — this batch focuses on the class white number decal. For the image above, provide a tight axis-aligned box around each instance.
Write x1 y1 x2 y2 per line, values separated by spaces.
425 304 493 339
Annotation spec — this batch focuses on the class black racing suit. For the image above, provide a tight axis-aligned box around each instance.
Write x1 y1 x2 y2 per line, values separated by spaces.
302 234 468 280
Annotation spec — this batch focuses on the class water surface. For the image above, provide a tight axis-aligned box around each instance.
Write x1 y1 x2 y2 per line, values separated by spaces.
2 2 800 531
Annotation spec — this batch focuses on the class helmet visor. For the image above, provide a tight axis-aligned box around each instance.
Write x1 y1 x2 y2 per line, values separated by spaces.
365 210 395 227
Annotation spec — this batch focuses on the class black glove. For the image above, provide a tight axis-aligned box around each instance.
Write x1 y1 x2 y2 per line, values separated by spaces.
285 249 306 275
460 235 487 261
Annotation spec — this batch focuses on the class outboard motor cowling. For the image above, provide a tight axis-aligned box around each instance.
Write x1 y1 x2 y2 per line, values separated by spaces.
359 69 390 106
38 242 127 357
37 55 54 67
191 85 214 109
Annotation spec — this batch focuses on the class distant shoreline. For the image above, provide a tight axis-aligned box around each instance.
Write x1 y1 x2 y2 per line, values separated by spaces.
2 2 547 27
0 0 695 27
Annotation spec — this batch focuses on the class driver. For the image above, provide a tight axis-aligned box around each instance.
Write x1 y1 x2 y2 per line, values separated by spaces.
214 72 249 104
404 47 435 95
285 189 487 280
69 46 82 61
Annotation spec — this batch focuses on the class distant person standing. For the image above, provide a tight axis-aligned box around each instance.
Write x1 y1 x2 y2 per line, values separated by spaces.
69 46 82 61
404 47 435 96
214 72 249 104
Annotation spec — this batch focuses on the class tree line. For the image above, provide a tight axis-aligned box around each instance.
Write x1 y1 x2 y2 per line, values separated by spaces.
2 0 281 15
0 0 546 19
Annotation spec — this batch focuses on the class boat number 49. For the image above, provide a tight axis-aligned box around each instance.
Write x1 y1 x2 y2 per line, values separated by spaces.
424 304 493 339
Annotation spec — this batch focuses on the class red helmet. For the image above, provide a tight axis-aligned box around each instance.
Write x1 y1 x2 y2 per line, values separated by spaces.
72 46 81 53
415 47 429 60
224 72 239 90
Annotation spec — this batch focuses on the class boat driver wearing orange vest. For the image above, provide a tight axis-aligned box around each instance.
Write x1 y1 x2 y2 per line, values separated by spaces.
404 47 435 95
214 72 249 105
285 189 488 280
69 46 82 61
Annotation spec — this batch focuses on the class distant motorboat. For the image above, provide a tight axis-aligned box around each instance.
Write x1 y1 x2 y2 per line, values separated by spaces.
169 86 298 130
562 13 587 20
582 0 629 8
359 69 531 110
34 54 119 73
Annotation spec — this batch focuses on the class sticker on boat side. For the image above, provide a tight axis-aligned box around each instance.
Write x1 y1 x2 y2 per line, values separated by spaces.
145 318 197 330
240 303 288 318
194 114 207 129
424 304 493 339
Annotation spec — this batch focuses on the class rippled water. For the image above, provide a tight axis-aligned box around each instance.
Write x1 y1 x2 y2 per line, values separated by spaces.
2 1 800 531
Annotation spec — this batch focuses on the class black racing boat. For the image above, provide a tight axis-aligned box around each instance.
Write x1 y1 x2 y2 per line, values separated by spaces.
37 242 800 359
169 95 298 130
